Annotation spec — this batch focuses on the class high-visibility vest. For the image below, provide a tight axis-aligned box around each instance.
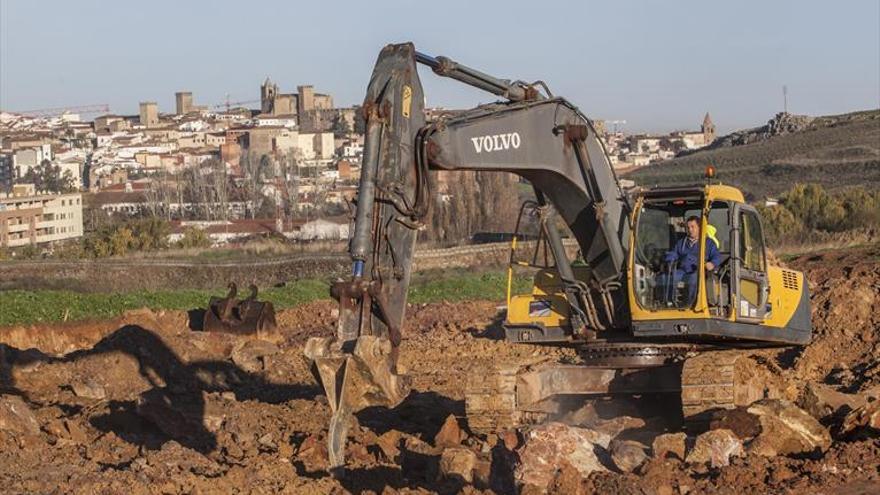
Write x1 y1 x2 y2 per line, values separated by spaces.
706 224 720 251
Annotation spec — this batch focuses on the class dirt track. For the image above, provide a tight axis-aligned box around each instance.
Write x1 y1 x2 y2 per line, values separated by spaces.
1 247 879 494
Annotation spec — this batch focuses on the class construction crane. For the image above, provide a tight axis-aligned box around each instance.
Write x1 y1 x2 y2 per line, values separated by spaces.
12 104 111 119
607 119 627 133
213 94 261 113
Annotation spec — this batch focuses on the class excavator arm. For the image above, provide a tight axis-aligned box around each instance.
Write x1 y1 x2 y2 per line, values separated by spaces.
305 42 631 472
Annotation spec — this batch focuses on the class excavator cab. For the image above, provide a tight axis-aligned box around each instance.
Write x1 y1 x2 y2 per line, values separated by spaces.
630 191 727 313
628 183 811 344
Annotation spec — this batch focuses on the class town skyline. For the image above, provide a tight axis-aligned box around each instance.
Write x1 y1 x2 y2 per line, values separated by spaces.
1 0 878 134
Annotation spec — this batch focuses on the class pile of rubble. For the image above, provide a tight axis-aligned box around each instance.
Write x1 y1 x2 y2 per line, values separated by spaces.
712 112 816 148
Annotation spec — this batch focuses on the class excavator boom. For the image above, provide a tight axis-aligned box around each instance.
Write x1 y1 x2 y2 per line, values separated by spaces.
306 42 632 472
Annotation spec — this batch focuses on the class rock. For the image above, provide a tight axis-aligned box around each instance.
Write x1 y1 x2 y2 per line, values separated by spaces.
348 441 374 464
438 447 476 483
685 429 743 467
404 433 440 456
0 395 40 436
559 403 599 426
546 461 585 494
296 433 328 470
799 382 867 422
652 432 687 460
746 399 831 456
278 440 294 458
590 416 647 440
64 419 89 444
840 400 880 437
610 439 648 473
87 430 139 465
71 379 106 400
401 434 441 478
45 418 88 445
375 430 403 463
515 422 609 490
710 408 762 440
472 453 492 488
434 414 466 448
230 340 280 373
258 433 277 452
500 429 521 450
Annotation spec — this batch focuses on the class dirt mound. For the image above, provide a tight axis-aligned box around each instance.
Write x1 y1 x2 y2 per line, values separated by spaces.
786 246 880 393
0 246 878 493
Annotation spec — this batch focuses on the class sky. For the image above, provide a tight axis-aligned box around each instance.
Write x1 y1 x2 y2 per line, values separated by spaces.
0 0 878 134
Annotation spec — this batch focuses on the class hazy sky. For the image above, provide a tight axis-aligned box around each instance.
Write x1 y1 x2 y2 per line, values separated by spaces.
1 0 878 133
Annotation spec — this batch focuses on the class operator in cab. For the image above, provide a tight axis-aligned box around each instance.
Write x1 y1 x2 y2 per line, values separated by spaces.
664 215 721 306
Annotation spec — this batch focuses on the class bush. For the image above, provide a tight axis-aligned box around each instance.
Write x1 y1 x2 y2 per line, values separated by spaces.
15 244 42 259
756 204 804 244
783 183 846 231
82 217 173 258
837 187 880 230
759 184 880 248
177 227 211 249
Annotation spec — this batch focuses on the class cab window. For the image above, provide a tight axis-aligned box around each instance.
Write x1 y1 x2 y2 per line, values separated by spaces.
707 201 730 252
739 211 766 272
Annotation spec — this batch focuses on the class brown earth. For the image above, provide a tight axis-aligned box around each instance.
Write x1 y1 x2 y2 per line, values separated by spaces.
1 247 879 493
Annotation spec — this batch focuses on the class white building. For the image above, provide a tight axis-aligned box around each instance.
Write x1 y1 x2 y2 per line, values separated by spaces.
12 143 53 178
0 184 84 248
298 218 349 240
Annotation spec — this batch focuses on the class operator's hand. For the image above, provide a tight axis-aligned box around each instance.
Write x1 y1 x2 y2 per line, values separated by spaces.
706 262 715 271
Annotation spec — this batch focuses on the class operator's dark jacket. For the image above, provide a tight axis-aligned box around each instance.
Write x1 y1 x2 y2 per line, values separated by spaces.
665 237 721 273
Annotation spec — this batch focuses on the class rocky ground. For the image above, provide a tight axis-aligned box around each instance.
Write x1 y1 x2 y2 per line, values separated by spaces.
1 246 879 494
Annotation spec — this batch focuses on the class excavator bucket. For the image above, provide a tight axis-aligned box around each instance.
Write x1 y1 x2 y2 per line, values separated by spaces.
203 283 278 337
304 335 410 469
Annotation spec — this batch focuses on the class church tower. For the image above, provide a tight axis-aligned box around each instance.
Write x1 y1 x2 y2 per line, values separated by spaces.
702 112 716 144
261 77 277 114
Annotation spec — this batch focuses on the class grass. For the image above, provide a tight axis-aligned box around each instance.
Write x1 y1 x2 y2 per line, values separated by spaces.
0 269 535 327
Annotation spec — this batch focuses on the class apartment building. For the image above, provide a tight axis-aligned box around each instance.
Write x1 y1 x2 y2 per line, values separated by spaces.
0 184 84 248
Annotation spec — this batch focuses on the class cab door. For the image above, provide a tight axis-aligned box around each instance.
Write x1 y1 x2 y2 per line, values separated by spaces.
733 205 769 322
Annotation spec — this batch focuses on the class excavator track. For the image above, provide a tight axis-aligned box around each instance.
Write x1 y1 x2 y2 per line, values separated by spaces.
465 348 787 435
465 363 521 435
681 349 783 424
465 344 697 435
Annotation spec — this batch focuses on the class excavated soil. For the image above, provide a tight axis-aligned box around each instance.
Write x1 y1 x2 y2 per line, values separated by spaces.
1 246 879 494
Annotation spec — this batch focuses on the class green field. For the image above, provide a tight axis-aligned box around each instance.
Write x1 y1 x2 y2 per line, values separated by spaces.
0 269 534 327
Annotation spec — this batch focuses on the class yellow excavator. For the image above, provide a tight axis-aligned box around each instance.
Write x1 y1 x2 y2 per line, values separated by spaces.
304 43 811 471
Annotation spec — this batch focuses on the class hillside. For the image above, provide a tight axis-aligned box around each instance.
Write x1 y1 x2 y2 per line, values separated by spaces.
629 109 880 200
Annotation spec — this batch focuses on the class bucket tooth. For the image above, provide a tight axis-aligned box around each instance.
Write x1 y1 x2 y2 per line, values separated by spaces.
304 335 410 471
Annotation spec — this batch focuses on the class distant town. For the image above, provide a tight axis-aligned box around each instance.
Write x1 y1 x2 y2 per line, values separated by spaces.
0 78 717 250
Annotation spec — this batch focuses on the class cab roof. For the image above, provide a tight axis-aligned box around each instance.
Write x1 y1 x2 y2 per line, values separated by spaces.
639 183 745 204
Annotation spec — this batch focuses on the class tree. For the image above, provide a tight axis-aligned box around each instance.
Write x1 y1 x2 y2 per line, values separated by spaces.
421 171 521 245
331 114 352 138
18 159 76 193
108 227 134 256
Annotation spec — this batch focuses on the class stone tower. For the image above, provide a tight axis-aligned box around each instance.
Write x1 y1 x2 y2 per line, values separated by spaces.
139 102 159 128
261 77 278 114
702 112 716 144
175 91 193 115
297 85 315 115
